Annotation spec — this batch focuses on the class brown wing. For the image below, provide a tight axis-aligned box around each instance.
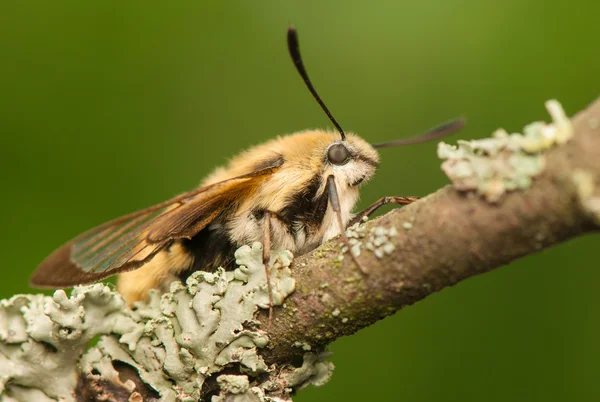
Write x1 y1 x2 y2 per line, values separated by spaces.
30 159 282 288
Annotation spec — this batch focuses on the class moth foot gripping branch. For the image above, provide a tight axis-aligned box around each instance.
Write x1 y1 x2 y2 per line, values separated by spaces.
0 243 334 402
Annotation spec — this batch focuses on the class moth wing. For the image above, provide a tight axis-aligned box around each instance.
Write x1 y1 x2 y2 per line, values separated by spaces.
30 158 282 288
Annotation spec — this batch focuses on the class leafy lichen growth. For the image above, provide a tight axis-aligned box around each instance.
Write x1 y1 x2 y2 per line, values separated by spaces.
438 100 573 202
0 243 334 402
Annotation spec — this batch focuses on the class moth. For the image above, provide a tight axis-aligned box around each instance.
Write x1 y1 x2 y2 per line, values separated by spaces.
30 27 463 311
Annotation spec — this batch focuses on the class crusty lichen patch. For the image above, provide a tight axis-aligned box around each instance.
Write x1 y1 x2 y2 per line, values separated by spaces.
572 169 600 225
212 374 267 402
438 100 573 202
340 222 398 260
0 243 333 402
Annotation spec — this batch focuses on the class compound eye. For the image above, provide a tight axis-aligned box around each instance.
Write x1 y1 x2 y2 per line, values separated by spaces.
327 143 351 165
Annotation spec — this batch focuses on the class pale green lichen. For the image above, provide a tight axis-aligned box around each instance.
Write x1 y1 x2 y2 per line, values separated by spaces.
572 169 600 225
438 100 573 202
0 386 57 402
0 285 143 402
292 341 312 351
340 223 398 260
268 352 334 392
212 375 268 402
0 243 334 402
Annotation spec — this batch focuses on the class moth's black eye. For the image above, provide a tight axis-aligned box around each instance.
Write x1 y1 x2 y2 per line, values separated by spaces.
327 143 351 165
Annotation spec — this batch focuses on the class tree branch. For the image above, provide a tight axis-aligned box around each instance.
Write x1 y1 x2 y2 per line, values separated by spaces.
260 98 600 364
1 98 598 401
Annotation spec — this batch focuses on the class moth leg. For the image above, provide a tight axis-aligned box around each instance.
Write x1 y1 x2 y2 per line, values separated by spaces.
262 210 275 327
348 196 420 227
326 175 369 274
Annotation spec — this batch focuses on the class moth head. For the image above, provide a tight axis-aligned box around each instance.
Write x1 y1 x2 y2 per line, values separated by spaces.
323 135 379 187
288 25 463 186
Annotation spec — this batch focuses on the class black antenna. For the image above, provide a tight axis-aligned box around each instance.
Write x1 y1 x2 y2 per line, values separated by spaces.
287 26 346 141
372 118 465 149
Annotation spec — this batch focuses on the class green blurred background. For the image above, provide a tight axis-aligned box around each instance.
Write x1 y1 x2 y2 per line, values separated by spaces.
1 1 599 401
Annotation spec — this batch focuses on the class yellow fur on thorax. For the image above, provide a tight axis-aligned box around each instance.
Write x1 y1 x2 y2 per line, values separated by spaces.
117 130 379 304
202 131 337 185
202 130 378 212
201 131 337 217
